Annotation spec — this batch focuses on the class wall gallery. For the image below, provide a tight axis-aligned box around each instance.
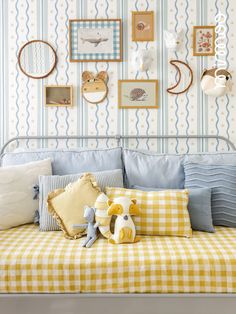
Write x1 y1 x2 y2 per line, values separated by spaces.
0 0 235 153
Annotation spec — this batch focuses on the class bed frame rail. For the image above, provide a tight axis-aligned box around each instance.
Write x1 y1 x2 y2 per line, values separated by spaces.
1 134 236 154
1 293 236 314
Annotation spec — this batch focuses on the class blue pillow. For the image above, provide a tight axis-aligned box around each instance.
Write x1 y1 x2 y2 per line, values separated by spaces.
1 147 122 175
39 169 124 231
123 149 184 189
184 163 236 227
133 185 214 233
123 149 236 189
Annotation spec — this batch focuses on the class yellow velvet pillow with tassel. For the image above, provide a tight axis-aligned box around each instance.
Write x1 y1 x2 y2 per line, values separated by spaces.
47 173 101 239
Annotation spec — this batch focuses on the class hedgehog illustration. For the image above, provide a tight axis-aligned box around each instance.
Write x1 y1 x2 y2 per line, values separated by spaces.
128 88 148 101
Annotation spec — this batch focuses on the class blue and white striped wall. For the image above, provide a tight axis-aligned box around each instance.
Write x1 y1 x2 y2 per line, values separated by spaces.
0 0 235 153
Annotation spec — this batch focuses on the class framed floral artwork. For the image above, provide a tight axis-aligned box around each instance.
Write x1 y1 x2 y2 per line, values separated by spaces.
69 19 122 62
118 80 158 109
193 26 216 56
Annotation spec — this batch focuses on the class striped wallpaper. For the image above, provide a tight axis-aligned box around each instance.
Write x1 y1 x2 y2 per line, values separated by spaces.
0 0 235 153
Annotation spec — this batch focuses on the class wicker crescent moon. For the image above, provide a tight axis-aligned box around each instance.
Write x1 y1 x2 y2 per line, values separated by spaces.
167 60 193 95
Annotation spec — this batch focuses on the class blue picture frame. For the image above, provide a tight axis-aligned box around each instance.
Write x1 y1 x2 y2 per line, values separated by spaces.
69 19 122 62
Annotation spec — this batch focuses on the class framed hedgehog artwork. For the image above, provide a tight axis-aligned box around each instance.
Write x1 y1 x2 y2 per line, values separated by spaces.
69 19 122 62
118 80 158 109
193 26 216 56
132 11 154 41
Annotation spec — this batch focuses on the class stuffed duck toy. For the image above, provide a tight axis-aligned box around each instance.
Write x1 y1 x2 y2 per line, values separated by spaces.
107 196 141 244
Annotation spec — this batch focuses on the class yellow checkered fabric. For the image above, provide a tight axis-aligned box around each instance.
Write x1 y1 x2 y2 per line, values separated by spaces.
106 187 192 237
1 224 236 293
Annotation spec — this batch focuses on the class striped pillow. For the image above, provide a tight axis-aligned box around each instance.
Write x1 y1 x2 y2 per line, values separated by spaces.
184 163 236 227
39 169 123 231
105 187 192 237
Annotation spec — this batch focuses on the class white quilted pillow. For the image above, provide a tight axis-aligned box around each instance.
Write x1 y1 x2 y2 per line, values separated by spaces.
0 159 52 230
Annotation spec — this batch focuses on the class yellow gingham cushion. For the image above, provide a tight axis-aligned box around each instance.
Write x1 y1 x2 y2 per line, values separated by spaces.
106 187 192 237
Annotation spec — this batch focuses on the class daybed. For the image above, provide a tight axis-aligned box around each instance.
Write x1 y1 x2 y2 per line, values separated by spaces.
1 135 236 314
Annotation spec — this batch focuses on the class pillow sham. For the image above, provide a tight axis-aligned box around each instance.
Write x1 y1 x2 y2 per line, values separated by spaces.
133 186 214 233
184 162 236 227
39 169 124 231
47 173 101 239
106 187 192 237
0 159 52 230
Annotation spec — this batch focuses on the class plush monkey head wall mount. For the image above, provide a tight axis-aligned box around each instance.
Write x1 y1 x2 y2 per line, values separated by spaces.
82 71 108 104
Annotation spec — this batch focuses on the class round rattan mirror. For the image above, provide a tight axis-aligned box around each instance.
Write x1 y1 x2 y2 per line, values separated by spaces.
18 40 57 79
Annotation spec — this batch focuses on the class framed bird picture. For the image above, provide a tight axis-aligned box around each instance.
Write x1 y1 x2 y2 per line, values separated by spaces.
132 11 154 42
69 19 122 62
118 80 158 109
193 26 216 56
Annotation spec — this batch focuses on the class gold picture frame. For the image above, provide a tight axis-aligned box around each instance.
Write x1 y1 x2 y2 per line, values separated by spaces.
45 85 73 107
132 11 154 42
193 26 216 56
69 19 122 62
118 80 158 109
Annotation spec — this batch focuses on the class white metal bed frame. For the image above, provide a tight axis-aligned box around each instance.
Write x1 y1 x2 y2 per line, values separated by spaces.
1 134 236 314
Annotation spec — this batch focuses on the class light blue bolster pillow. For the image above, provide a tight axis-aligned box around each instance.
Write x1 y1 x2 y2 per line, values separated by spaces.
38 169 124 231
133 185 214 233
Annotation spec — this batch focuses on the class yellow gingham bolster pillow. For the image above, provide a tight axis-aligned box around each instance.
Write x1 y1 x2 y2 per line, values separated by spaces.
106 187 192 237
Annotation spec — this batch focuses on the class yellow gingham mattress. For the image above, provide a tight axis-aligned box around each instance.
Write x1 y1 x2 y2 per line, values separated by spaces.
1 224 236 293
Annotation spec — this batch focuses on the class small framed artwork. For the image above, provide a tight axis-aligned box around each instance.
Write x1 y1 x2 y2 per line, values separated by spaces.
132 11 154 42
45 85 73 107
193 26 216 56
69 19 122 62
118 80 158 109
